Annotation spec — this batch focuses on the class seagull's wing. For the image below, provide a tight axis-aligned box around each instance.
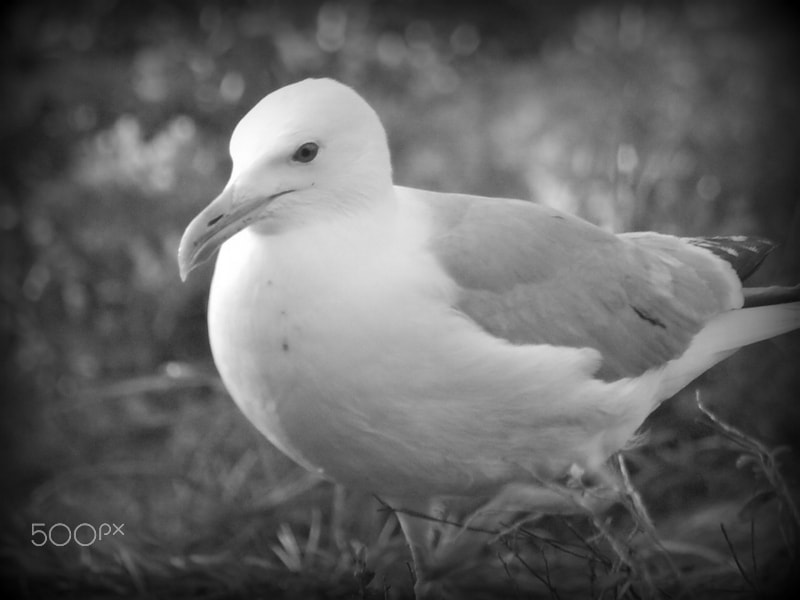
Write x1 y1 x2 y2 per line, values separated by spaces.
404 187 748 381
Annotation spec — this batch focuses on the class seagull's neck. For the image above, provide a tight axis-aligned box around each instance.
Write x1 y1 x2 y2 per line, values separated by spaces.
212 185 424 324
245 186 402 277
272 177 396 230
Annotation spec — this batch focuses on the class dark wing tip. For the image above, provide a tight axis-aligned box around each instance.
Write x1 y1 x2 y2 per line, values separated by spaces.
684 235 776 281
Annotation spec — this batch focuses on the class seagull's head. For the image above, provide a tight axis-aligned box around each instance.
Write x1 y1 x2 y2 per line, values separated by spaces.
178 78 393 280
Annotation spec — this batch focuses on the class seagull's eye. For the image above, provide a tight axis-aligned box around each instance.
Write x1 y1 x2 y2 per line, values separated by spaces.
292 142 319 163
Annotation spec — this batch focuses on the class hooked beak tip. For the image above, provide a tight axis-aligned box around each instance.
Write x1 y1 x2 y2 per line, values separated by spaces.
177 246 193 282
177 186 236 282
177 223 208 282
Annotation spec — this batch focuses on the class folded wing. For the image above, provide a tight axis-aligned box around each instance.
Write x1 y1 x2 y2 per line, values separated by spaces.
414 188 760 381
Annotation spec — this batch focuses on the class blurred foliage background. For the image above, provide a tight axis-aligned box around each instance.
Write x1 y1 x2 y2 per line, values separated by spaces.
1 0 799 597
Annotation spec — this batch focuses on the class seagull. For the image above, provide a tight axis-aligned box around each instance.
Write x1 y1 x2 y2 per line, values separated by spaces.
178 78 800 596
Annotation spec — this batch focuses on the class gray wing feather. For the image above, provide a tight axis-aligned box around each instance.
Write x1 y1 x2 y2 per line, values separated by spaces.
421 190 741 381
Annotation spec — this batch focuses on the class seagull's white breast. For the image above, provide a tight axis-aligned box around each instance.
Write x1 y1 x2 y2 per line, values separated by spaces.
207 200 663 499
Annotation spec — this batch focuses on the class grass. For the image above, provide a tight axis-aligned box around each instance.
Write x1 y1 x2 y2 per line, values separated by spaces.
3 362 798 599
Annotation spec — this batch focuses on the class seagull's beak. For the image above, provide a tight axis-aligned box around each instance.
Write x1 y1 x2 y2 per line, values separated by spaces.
178 184 291 281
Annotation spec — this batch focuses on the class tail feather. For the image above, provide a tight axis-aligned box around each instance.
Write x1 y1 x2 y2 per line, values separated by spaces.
660 301 800 400
743 284 800 307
